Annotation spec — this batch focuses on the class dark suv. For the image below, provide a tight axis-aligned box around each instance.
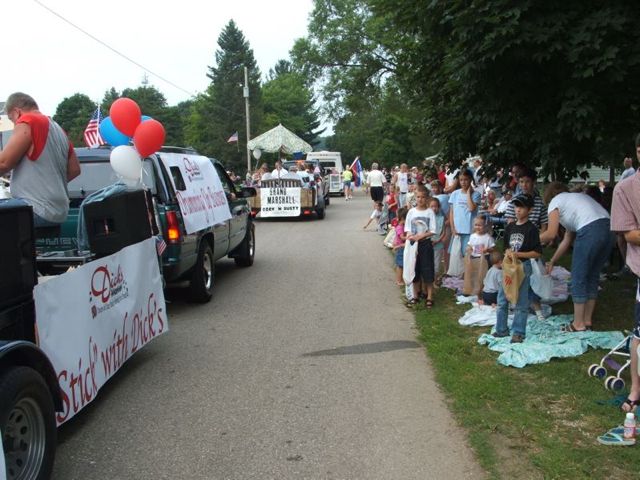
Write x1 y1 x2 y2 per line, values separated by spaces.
39 146 256 302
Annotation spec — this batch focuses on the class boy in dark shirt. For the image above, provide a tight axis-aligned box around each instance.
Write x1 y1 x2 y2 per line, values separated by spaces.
494 194 543 343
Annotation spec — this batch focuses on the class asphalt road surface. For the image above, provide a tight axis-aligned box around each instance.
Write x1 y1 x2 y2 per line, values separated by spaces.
53 192 483 480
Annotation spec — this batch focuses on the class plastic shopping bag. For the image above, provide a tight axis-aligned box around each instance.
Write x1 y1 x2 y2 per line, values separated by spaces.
530 258 553 300
403 240 418 285
502 253 524 304
447 235 464 277
383 228 396 248
462 254 488 296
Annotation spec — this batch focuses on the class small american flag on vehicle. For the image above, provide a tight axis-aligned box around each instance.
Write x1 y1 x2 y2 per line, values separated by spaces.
155 236 167 256
83 107 106 148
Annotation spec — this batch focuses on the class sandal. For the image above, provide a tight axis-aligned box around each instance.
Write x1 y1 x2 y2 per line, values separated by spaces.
406 298 419 308
597 430 635 446
561 323 587 333
425 299 434 309
621 397 640 413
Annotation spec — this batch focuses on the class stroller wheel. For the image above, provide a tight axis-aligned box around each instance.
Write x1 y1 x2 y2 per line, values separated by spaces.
588 364 606 378
605 376 625 391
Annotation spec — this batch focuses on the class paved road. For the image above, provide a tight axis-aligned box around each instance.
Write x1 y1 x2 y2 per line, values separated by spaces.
53 192 483 479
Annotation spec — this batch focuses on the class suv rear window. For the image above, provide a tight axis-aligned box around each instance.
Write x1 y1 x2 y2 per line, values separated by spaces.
68 159 157 199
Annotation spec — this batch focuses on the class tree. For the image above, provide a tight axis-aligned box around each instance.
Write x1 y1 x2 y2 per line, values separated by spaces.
262 60 324 146
100 87 121 113
372 0 640 178
53 93 97 147
186 20 263 172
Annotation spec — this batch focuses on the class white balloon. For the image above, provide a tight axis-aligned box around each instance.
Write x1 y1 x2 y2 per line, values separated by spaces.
110 145 142 182
252 148 262 160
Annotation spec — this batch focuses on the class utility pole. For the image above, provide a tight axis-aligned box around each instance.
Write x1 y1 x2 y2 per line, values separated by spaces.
243 66 251 174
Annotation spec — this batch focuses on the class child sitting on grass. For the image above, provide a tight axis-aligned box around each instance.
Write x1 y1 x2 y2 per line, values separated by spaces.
479 250 503 306
494 194 542 343
405 185 437 308
393 207 408 286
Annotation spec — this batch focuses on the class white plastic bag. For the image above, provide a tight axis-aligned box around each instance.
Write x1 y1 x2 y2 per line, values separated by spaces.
403 240 418 285
530 258 553 300
383 228 396 248
447 235 464 277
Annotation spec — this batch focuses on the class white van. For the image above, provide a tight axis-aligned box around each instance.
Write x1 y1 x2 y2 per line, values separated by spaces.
306 151 343 195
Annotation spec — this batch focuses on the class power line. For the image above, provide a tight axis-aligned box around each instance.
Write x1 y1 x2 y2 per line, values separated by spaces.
33 0 249 121
33 0 195 97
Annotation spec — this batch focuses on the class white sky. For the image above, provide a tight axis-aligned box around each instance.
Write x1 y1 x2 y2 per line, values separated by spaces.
4 0 315 116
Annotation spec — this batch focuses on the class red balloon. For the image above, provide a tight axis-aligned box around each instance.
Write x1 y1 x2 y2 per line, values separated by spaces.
133 119 166 157
110 98 141 137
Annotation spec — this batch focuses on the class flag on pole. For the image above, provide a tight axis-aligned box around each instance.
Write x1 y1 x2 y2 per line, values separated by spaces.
227 131 239 143
83 107 105 148
350 156 363 187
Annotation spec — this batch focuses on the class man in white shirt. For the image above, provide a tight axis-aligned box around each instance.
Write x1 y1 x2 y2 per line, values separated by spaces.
368 162 387 203
271 160 288 179
621 156 636 180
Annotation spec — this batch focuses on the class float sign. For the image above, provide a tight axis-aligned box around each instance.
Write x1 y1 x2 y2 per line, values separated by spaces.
34 238 168 425
260 186 301 217
159 153 232 233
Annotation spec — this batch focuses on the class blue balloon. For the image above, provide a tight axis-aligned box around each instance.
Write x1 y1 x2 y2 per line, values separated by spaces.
141 115 152 122
99 116 131 146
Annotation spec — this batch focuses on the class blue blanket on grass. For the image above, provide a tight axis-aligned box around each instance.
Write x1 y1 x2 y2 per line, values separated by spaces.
478 315 625 368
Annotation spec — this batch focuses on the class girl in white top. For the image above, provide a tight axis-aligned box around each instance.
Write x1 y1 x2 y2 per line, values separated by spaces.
540 182 612 332
466 215 496 258
463 215 495 295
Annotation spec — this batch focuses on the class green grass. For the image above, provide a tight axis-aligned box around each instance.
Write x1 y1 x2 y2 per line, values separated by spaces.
413 252 639 479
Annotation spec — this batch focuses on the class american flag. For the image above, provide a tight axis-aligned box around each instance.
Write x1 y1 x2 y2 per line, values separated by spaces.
83 107 105 148
227 131 239 143
155 235 167 256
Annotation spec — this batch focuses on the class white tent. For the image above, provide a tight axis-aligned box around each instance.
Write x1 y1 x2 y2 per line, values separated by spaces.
247 124 312 155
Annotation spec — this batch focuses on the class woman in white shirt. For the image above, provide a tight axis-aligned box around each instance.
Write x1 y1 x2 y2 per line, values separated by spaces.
540 182 612 332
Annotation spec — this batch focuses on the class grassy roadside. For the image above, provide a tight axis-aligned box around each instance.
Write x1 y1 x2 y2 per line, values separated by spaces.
413 259 640 479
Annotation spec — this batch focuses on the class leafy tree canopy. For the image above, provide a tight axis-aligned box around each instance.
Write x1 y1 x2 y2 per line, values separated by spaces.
53 93 97 147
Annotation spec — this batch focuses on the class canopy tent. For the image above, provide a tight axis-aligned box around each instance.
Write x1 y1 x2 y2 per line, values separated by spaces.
247 124 312 156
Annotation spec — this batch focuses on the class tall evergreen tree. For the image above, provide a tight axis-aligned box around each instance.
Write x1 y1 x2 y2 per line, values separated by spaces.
186 20 263 172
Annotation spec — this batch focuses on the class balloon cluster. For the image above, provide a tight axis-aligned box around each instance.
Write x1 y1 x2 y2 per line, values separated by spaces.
99 98 166 186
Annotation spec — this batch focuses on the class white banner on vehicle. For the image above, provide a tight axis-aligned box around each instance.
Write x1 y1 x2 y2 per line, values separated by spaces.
159 153 232 234
260 186 301 217
34 238 168 425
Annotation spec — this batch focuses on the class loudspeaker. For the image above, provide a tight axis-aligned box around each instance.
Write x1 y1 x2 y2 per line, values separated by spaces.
83 189 154 258
0 206 36 310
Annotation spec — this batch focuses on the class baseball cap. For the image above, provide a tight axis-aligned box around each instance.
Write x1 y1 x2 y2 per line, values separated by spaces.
511 193 534 208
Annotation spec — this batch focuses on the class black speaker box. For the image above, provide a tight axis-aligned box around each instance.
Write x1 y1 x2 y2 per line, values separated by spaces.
0 206 36 310
83 189 154 258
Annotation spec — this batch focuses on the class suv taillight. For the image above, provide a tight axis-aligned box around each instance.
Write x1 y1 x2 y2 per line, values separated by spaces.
166 211 181 243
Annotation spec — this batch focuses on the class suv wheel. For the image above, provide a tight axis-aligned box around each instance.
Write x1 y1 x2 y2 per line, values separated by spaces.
234 223 255 267
190 241 214 302
0 366 57 480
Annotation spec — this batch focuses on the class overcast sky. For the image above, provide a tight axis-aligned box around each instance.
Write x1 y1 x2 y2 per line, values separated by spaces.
5 0 314 116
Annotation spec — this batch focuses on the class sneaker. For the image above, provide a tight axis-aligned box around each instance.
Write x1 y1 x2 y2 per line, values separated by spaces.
535 310 546 322
493 330 509 338
511 334 525 343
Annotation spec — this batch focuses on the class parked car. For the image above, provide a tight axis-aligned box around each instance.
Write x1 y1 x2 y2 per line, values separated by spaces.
38 146 257 302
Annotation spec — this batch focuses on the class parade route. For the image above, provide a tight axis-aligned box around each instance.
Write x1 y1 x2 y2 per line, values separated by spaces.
53 193 483 479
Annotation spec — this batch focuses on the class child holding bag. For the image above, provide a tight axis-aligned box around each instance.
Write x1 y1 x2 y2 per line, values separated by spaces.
494 194 542 343
463 215 495 295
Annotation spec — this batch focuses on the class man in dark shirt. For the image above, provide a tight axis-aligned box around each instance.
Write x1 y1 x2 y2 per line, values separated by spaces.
494 194 542 343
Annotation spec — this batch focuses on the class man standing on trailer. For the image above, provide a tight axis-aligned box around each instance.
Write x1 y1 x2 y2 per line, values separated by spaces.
0 92 80 225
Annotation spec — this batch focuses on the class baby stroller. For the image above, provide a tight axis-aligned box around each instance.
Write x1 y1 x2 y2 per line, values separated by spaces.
587 335 632 392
